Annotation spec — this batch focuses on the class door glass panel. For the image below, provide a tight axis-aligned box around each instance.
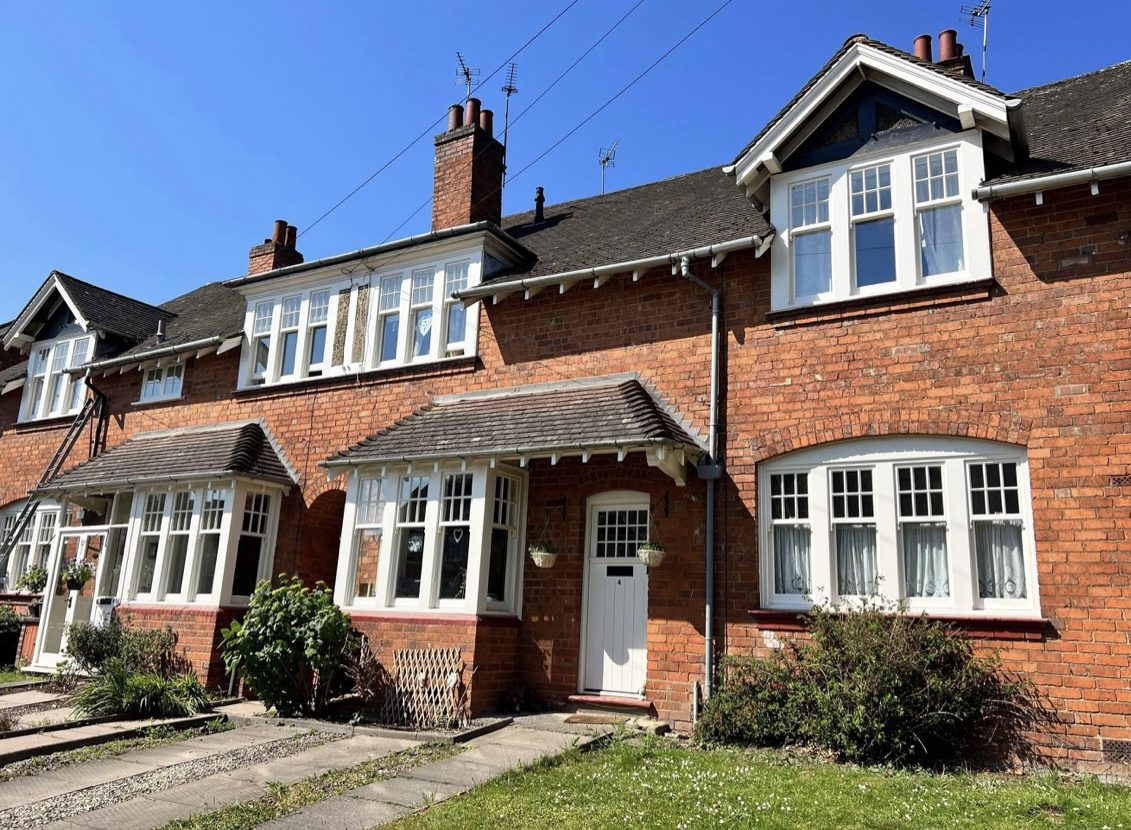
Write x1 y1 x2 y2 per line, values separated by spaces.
593 508 648 558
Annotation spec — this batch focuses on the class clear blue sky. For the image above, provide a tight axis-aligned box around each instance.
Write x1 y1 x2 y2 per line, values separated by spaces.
1 1 1127 321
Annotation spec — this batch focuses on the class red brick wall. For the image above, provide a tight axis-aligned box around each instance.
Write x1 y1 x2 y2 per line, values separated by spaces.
116 604 242 689
432 121 504 230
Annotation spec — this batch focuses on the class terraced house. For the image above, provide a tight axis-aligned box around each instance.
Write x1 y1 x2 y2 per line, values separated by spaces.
1 30 1129 771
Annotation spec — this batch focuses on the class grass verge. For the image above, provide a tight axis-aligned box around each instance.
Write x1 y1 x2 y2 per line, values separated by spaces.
0 666 43 685
159 741 459 830
393 736 1131 830
0 718 233 781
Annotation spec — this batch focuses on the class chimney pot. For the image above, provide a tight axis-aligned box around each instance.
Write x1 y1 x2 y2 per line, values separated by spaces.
938 28 958 61
464 97 481 127
448 104 464 132
285 224 298 249
534 186 545 222
479 108 493 136
272 219 287 245
913 34 932 62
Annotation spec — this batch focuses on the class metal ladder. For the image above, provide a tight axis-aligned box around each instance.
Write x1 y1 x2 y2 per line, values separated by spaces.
0 390 108 579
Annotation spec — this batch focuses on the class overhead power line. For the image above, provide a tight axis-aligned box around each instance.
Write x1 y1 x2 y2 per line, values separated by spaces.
299 0 580 239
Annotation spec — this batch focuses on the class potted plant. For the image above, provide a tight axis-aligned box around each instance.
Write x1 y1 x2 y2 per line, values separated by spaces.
528 543 558 569
60 560 94 592
636 541 667 568
16 565 48 595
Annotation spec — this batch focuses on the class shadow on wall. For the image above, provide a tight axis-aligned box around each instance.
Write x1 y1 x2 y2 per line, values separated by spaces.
279 486 345 589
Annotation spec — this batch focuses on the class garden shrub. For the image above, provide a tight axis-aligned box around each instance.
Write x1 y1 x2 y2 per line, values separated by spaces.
697 602 1039 767
221 575 351 717
65 617 190 678
72 658 210 718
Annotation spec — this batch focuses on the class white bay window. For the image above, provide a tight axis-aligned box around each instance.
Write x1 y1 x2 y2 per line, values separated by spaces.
759 437 1040 616
19 334 95 422
335 462 525 615
771 135 990 310
1 503 61 589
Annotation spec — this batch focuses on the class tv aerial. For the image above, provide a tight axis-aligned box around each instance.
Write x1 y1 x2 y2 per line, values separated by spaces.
599 140 619 194
960 1 991 81
455 52 480 104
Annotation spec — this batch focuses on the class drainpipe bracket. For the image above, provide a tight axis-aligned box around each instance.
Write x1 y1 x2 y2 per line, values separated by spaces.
696 458 722 480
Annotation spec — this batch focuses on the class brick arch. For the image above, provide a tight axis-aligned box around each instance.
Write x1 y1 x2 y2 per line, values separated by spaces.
748 408 1032 464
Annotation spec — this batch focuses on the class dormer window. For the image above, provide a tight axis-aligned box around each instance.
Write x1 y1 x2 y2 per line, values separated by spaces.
771 136 991 310
237 252 482 390
20 333 94 422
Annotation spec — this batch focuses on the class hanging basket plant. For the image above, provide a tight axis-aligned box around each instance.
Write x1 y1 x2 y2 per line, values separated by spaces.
637 542 667 568
528 543 559 570
60 560 94 592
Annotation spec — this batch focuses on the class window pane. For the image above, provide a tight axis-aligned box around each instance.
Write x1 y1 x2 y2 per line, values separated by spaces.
308 290 331 324
196 535 220 594
836 524 878 596
353 529 381 599
232 535 263 596
773 524 810 594
380 314 400 362
854 217 896 286
380 275 403 311
163 365 184 397
975 520 1026 599
438 525 470 600
445 262 470 294
793 230 831 297
280 330 298 375
903 523 949 597
920 204 964 276
308 326 327 367
413 308 433 357
253 302 274 334
137 538 159 593
164 535 190 594
445 302 466 351
394 528 425 599
280 295 302 328
254 336 271 375
487 527 511 604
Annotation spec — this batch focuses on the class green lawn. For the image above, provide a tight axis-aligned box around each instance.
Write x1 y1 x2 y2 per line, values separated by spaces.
0 665 42 684
394 737 1131 830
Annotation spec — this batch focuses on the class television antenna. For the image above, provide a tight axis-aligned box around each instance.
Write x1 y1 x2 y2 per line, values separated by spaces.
599 140 619 194
501 63 519 188
960 1 991 82
455 52 480 104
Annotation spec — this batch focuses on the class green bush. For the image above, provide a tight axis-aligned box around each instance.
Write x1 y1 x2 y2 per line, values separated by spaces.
65 617 190 678
697 603 1039 767
72 658 210 718
16 565 48 593
221 575 351 717
0 605 20 636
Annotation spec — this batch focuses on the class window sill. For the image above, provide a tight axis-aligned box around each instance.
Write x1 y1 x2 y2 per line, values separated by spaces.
747 607 1050 641
767 277 996 328
132 395 184 408
13 413 82 432
234 355 478 398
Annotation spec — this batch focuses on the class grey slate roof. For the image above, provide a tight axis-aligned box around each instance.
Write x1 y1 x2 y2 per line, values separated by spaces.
38 421 296 494
985 59 1131 184
325 376 702 466
109 282 247 364
495 167 771 284
54 273 173 343
0 361 26 388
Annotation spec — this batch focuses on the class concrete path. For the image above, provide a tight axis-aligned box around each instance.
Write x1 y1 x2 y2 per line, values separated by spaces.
258 718 608 830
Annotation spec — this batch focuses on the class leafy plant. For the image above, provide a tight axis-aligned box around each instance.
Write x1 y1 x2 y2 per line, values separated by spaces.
59 560 93 587
72 658 210 718
64 616 191 678
528 543 557 554
221 575 352 717
0 604 20 635
697 602 1043 767
16 565 48 594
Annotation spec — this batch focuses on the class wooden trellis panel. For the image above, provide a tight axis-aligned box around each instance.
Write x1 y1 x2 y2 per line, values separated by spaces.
379 647 474 729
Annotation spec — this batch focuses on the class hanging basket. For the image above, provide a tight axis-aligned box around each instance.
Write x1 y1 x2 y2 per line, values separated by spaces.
528 545 559 569
637 543 667 568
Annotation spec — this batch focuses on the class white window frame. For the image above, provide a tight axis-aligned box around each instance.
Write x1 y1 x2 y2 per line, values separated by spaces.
18 333 96 423
769 133 991 312
334 462 526 616
1 503 62 589
758 436 1041 617
138 362 185 403
236 250 483 391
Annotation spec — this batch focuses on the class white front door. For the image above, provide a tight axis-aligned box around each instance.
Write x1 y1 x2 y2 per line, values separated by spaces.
582 495 649 696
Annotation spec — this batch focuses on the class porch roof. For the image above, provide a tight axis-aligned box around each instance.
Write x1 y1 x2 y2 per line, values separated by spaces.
36 420 297 495
323 374 704 482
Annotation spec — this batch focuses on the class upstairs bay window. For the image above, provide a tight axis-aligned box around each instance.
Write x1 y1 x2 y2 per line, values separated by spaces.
335 463 525 615
20 334 94 422
759 437 1040 616
771 136 990 310
239 254 480 390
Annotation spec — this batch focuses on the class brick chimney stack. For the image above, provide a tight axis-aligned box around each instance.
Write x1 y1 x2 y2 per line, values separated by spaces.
248 219 304 275
432 98 505 231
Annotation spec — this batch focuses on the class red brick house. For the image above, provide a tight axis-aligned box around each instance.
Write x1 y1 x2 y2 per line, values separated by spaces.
1 31 1129 771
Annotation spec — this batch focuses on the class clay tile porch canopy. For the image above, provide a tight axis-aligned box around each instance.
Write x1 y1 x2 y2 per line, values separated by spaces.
36 421 297 496
323 374 704 485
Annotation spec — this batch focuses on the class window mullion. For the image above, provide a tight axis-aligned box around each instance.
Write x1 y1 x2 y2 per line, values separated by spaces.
948 460 976 610
874 463 901 603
